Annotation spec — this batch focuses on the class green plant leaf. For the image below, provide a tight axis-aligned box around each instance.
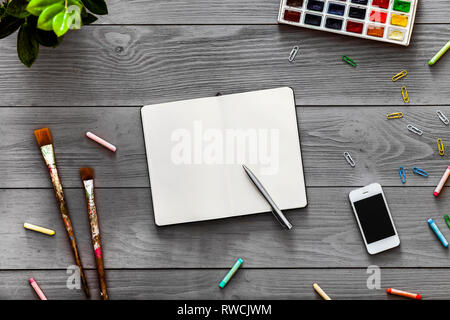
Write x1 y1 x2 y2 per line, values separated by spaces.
67 0 83 10
26 13 38 26
17 22 39 67
81 0 107 15
81 11 96 25
0 5 6 19
6 0 30 18
35 28 61 46
26 0 62 16
37 2 63 30
52 10 70 36
0 15 24 39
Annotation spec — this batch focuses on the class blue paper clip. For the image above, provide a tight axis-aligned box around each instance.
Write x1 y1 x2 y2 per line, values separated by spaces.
412 167 429 177
398 166 406 183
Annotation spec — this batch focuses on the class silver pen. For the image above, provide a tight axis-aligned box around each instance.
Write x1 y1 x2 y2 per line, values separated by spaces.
242 165 293 230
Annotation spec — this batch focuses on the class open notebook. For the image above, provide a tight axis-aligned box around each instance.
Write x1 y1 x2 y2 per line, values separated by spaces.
141 87 307 226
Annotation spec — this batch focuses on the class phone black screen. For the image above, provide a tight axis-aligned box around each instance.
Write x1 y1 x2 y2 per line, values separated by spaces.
353 194 396 244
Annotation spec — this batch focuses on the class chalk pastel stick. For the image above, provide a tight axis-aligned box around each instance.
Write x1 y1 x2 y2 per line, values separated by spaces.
428 41 450 66
387 288 421 300
29 278 47 300
313 283 332 300
434 166 450 196
219 259 243 288
24 223 55 236
428 218 449 248
86 132 116 152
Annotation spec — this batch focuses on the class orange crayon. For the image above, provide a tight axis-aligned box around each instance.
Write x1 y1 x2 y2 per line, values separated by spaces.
387 288 421 300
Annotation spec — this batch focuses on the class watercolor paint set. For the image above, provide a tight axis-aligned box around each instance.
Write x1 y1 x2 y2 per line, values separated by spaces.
278 0 418 46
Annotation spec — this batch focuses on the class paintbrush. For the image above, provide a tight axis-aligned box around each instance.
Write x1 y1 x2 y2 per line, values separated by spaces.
34 128 90 298
80 167 109 300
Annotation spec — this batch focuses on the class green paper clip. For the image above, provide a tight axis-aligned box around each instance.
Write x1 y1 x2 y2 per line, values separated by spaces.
444 215 450 228
342 55 357 67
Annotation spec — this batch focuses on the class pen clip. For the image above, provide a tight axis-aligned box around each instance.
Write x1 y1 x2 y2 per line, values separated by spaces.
270 207 293 230
242 164 293 230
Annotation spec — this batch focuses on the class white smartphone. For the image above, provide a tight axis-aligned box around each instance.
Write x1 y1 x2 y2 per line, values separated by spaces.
349 183 400 255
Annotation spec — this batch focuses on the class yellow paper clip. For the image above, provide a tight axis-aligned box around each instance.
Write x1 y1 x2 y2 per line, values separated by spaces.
401 86 409 103
386 112 403 120
392 70 407 82
438 138 445 156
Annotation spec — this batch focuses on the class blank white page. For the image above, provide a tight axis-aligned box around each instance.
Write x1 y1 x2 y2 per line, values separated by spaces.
141 87 307 226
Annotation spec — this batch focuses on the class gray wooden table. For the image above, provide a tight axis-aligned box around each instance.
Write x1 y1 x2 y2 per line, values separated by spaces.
1 0 450 300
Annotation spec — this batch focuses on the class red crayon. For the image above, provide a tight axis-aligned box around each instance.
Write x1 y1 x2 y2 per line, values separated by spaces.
387 288 421 300
434 166 450 196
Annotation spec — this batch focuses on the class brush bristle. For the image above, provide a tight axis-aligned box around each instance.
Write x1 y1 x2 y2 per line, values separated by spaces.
34 128 53 147
80 167 94 181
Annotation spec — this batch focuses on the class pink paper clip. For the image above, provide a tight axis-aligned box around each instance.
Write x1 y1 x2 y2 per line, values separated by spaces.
29 278 47 300
86 132 117 152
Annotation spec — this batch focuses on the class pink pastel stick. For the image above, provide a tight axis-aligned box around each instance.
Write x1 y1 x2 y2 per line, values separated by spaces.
434 166 450 196
29 278 47 300
86 132 117 152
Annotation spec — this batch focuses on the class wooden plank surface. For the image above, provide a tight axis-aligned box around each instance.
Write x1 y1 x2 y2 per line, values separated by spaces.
0 24 449 106
2 0 450 301
102 0 450 25
1 106 450 188
2 187 450 269
1 268 448 300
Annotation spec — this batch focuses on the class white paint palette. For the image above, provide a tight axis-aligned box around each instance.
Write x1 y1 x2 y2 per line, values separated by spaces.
278 0 418 46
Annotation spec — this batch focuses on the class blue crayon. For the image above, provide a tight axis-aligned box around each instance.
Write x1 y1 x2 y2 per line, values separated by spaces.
428 218 449 248
219 258 243 288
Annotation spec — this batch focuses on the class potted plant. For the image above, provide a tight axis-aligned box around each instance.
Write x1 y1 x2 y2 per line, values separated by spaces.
0 0 108 67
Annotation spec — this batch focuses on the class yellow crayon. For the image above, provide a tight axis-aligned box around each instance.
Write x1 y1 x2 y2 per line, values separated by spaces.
313 283 332 300
24 223 55 236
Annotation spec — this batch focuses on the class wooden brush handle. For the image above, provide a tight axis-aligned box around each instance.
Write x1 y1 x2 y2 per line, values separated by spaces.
51 170 90 298
95 249 108 300
85 192 108 300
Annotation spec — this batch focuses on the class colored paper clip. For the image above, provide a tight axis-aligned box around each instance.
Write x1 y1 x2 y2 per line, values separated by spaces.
398 166 406 183
412 167 428 177
344 152 355 167
444 215 450 229
401 86 409 103
407 124 423 136
342 55 357 67
386 112 403 120
438 138 445 156
436 110 449 125
392 70 407 82
289 45 300 62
